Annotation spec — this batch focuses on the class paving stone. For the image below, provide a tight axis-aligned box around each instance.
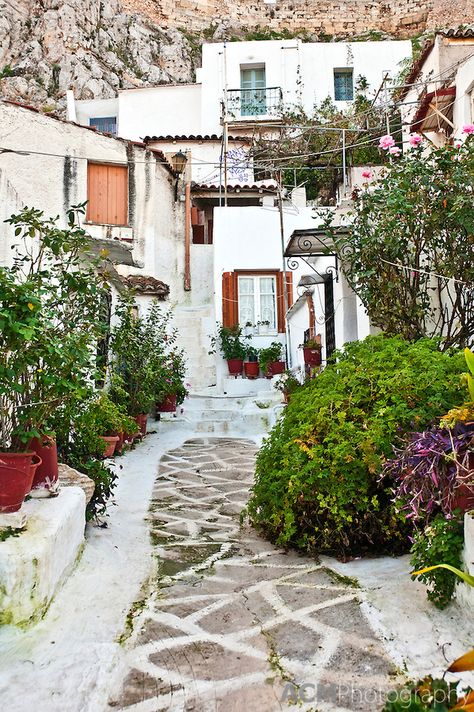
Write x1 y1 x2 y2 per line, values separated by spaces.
113 438 397 711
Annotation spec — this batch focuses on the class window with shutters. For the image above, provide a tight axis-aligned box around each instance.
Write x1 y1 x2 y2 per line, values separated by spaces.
87 163 128 226
334 69 354 101
89 117 117 135
222 271 293 334
238 275 277 331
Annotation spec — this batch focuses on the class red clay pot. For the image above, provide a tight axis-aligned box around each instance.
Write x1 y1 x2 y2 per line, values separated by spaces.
0 452 42 512
303 347 322 367
29 435 59 491
99 435 119 458
109 431 125 454
265 360 286 378
134 414 148 437
157 394 177 413
244 362 260 379
227 359 243 376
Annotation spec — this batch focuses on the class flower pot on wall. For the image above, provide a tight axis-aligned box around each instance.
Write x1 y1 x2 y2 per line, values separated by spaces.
109 431 125 454
227 359 243 376
98 435 119 458
244 362 260 379
303 347 322 367
267 361 285 377
29 435 59 492
134 414 148 437
452 483 474 513
157 394 177 413
0 452 42 512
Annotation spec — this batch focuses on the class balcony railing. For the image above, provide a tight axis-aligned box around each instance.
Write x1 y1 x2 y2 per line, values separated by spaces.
227 87 283 119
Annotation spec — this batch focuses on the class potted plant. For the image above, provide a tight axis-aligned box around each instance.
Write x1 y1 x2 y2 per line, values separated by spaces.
274 370 302 403
259 341 285 378
244 346 260 379
257 320 271 335
209 323 248 376
156 348 188 413
301 337 322 367
82 393 128 457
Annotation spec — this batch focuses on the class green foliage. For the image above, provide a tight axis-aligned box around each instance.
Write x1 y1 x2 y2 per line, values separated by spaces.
209 324 248 361
382 676 460 711
248 336 465 556
258 341 284 373
110 300 187 414
327 138 474 349
410 514 465 609
0 205 108 450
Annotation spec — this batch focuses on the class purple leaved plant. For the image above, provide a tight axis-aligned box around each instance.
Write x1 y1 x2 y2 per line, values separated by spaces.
383 422 474 523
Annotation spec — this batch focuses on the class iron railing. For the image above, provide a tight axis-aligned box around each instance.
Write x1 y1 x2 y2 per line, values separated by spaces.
227 87 283 119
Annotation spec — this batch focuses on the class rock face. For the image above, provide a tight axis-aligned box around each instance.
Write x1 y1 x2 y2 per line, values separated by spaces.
0 0 472 113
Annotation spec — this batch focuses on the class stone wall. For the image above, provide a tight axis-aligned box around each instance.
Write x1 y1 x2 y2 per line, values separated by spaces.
123 0 474 39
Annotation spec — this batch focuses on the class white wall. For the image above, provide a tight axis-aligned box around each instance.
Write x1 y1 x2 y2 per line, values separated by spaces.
75 97 119 129
453 55 474 140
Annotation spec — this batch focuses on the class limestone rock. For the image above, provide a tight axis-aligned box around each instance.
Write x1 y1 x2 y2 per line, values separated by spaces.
58 463 95 504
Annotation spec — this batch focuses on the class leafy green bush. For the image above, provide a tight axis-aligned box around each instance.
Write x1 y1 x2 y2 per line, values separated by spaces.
382 676 460 711
410 514 465 609
248 336 465 556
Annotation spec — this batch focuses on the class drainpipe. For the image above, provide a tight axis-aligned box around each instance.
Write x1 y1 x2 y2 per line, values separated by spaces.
184 181 191 291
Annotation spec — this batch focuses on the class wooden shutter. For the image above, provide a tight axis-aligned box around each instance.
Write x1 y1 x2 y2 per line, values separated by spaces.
207 219 213 244
87 163 128 225
222 271 238 327
192 225 205 244
277 271 293 333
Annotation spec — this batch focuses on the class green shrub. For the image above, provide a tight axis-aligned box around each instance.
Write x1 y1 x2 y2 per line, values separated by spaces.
410 514 465 609
248 336 465 556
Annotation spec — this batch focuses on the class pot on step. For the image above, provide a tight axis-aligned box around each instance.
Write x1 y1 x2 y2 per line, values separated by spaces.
244 361 260 379
134 414 148 437
29 435 59 493
98 435 119 458
0 452 42 512
157 394 177 413
266 360 285 377
227 359 243 377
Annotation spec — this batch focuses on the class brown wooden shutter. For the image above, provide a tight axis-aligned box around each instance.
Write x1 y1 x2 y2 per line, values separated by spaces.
87 163 128 226
222 271 238 327
207 219 213 244
277 271 293 333
192 225 205 244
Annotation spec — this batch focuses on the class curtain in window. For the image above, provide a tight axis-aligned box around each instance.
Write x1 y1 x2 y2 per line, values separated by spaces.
259 277 276 329
334 71 354 101
241 68 266 116
238 277 255 326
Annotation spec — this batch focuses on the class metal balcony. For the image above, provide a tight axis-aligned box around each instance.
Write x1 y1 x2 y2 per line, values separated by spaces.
226 87 283 119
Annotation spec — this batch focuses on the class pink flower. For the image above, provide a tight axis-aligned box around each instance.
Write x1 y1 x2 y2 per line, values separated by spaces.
462 124 474 135
389 146 401 156
379 134 395 150
454 141 462 148
361 170 372 179
409 133 422 147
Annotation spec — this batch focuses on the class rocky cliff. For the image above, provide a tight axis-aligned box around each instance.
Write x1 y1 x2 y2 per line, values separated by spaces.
0 0 472 113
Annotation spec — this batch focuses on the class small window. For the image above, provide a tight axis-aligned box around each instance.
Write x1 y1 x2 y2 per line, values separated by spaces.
334 69 354 101
87 163 128 226
89 117 117 135
238 275 277 331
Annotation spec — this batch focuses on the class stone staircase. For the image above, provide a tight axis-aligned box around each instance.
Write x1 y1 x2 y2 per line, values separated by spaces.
172 304 216 391
180 378 284 436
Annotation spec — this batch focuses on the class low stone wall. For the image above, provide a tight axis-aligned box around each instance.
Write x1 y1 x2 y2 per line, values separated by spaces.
457 511 474 611
0 488 86 626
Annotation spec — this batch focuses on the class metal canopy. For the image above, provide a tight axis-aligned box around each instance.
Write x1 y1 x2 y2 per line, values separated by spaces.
284 226 349 282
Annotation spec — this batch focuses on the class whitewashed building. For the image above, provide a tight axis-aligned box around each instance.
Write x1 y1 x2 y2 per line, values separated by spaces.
67 39 412 389
401 27 474 146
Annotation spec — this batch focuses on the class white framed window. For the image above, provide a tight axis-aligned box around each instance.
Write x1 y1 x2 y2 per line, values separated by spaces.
334 69 354 101
238 275 277 331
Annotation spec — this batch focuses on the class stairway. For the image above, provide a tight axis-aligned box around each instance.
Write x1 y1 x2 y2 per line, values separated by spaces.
172 305 216 391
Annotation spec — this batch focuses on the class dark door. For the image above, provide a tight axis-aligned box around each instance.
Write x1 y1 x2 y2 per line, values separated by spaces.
324 276 336 359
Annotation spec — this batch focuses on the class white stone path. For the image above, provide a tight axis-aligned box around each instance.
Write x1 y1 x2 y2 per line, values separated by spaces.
111 438 397 712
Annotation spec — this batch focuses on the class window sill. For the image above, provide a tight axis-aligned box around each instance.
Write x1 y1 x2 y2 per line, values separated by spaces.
84 221 131 228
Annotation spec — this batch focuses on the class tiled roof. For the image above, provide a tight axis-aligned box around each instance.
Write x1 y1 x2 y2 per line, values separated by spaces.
122 274 170 298
1 100 176 176
191 182 277 192
143 134 252 142
442 25 474 37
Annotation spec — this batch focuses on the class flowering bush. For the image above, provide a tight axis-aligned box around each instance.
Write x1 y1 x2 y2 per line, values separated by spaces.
325 136 474 349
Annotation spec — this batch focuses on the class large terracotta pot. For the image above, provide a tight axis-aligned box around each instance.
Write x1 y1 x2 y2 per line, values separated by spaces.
227 359 243 376
134 414 148 437
29 435 59 491
157 394 177 413
0 452 42 512
303 347 322 367
244 362 260 379
268 360 285 377
452 483 474 513
109 431 125 454
98 435 119 458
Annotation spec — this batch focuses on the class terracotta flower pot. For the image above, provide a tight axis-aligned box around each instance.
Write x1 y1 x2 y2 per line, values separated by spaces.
452 483 474 513
0 452 42 512
227 359 243 376
98 435 119 458
265 360 285 378
109 431 125 454
157 394 177 413
134 414 148 437
29 435 59 491
303 347 322 367
244 361 260 379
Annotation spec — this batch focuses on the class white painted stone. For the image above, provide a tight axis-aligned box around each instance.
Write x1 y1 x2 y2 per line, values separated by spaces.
0 487 86 626
0 510 27 530
457 511 474 610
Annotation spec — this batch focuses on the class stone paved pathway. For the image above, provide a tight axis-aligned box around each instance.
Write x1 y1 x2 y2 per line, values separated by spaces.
112 438 397 712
